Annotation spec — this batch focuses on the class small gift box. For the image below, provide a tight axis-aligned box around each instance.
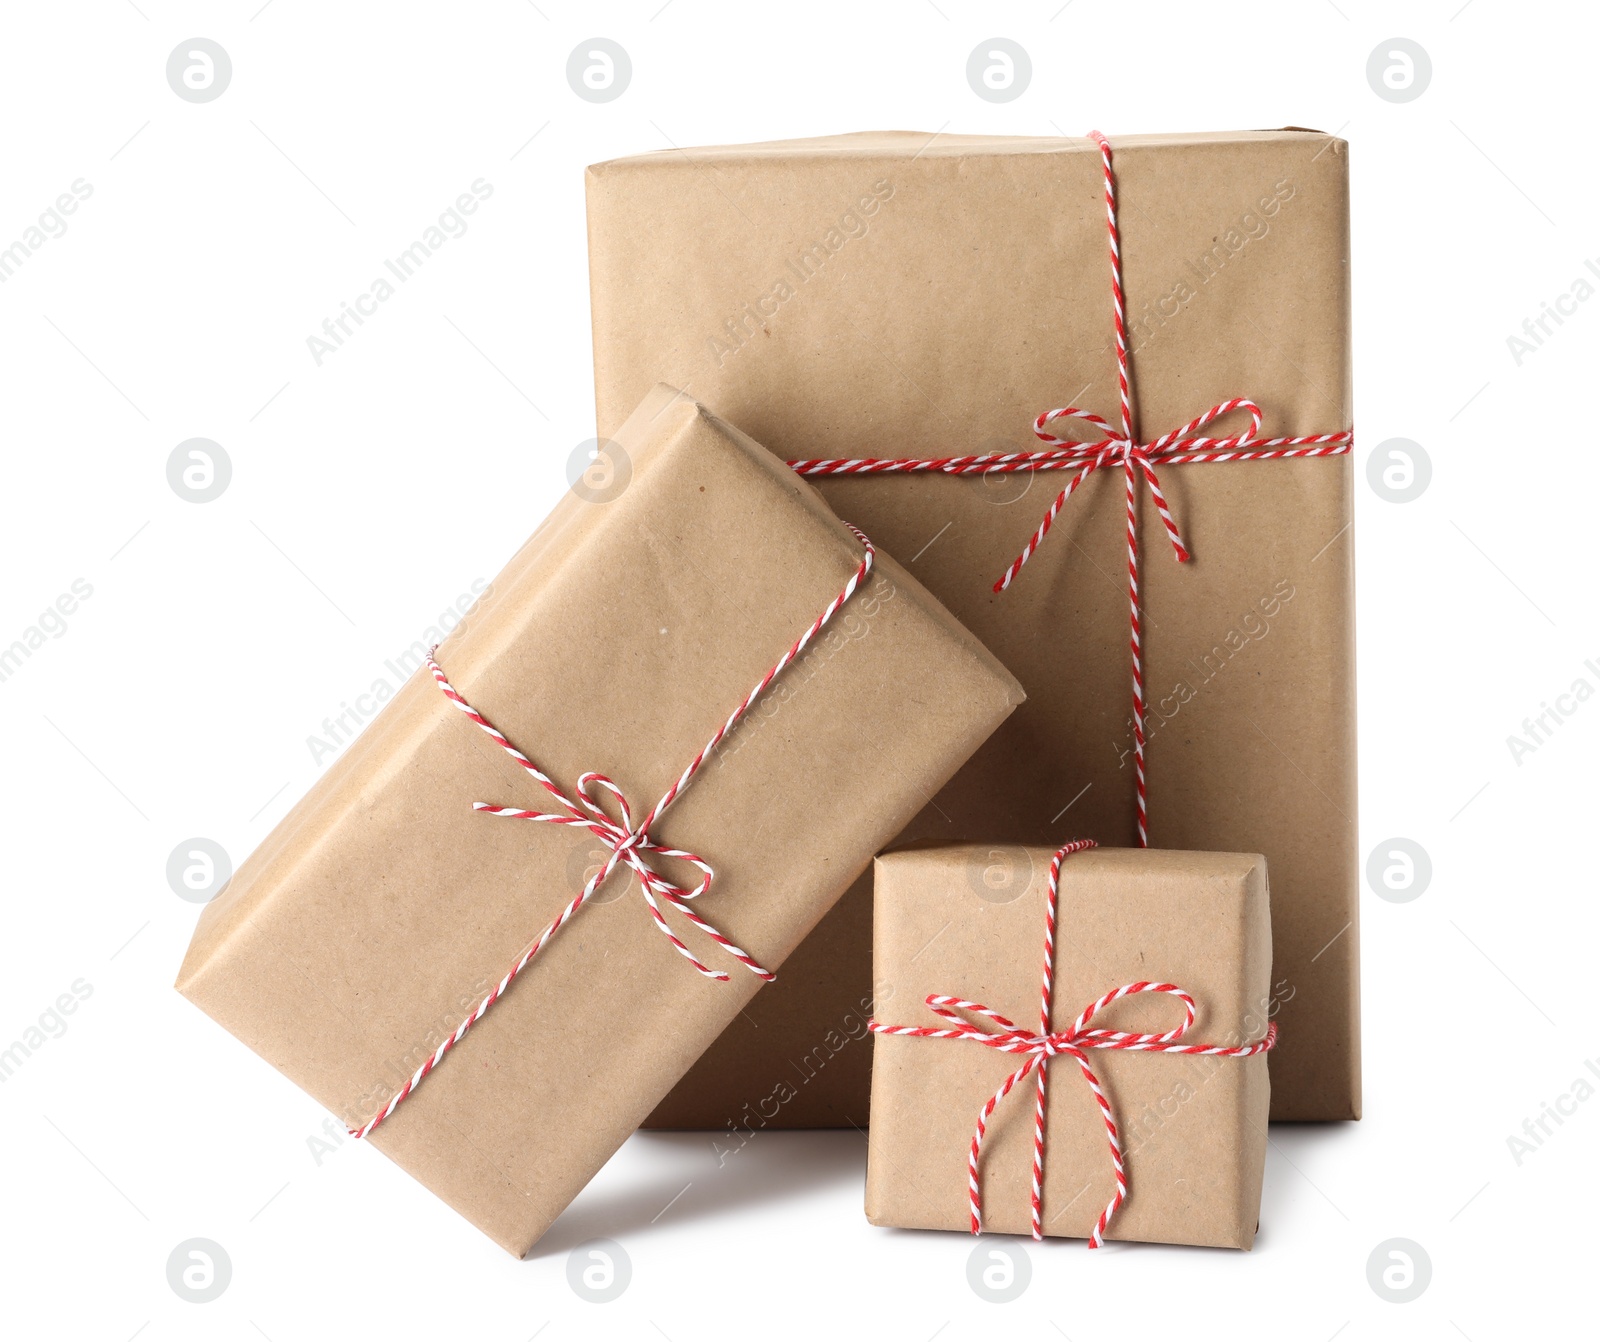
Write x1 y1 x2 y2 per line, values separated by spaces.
176 385 1023 1255
866 842 1275 1249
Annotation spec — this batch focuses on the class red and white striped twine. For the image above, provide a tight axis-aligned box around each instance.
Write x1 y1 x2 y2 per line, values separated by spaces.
348 526 878 1139
868 839 1276 1247
788 130 1353 847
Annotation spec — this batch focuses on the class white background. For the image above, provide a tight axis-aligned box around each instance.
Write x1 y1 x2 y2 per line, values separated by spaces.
0 2 1591 1338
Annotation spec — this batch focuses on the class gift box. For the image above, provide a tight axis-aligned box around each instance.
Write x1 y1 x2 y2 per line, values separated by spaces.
588 128 1357 1125
175 384 1023 1256
866 842 1274 1249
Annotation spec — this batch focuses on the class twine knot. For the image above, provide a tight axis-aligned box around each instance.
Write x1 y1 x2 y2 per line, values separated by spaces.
345 526 877 1140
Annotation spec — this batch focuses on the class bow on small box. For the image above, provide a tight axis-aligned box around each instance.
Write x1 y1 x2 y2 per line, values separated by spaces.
348 526 878 1140
868 839 1277 1248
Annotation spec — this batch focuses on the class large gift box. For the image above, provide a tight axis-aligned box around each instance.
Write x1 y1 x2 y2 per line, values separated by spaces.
587 129 1357 1124
175 385 1023 1255
866 843 1274 1248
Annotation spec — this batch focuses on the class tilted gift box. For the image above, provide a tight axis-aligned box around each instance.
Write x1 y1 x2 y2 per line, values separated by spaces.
587 128 1356 1125
867 843 1274 1249
175 384 1023 1255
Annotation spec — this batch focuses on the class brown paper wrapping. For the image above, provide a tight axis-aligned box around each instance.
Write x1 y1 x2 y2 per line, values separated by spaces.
175 385 1023 1256
867 844 1272 1248
587 129 1357 1125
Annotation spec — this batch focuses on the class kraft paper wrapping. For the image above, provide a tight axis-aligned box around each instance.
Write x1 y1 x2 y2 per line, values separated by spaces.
867 844 1272 1248
176 385 1023 1255
587 129 1357 1125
